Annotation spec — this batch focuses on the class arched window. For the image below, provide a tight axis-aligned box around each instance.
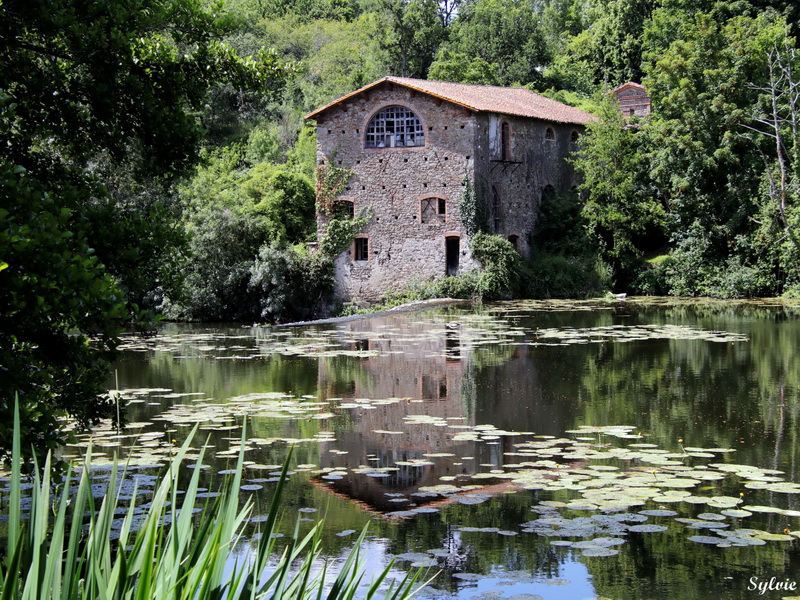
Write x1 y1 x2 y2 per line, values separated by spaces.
545 127 556 141
500 122 511 160
570 130 580 144
541 184 556 203
365 106 424 148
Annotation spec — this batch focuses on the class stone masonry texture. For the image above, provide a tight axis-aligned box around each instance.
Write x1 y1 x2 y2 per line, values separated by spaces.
310 79 587 302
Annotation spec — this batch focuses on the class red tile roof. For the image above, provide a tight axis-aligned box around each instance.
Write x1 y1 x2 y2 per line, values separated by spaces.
305 76 597 125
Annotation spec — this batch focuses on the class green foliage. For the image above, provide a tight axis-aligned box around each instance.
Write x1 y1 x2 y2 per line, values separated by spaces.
177 149 317 321
319 210 373 257
0 163 122 468
459 174 489 237
0 0 296 459
441 0 550 86
287 125 318 181
428 48 502 85
379 0 446 77
250 243 334 321
469 232 522 299
257 15 390 114
572 97 667 289
565 0 654 86
1 405 425 600
522 254 611 298
526 187 610 298
246 124 283 165
315 158 355 216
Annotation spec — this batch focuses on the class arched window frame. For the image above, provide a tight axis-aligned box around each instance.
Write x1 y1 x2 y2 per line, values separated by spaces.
544 127 556 142
364 105 425 149
333 199 355 219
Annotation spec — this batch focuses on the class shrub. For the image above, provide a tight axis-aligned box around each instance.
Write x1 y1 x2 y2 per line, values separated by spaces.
469 232 522 299
250 243 334 322
522 254 610 298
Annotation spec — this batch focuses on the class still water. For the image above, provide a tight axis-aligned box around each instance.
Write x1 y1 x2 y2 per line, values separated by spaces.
93 298 800 600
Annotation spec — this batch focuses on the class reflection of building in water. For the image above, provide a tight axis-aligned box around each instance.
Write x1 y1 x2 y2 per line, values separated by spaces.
314 315 478 512
311 314 576 513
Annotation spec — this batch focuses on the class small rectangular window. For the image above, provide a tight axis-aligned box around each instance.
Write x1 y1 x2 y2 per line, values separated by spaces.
354 238 369 261
421 198 446 223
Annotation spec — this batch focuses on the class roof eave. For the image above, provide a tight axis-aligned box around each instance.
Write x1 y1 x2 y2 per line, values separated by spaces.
304 76 480 121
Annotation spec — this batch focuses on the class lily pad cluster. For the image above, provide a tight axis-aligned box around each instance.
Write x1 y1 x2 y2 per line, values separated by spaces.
114 312 749 364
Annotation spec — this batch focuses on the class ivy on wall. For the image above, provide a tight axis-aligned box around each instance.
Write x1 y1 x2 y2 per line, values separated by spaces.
315 154 354 216
319 208 373 257
459 172 488 236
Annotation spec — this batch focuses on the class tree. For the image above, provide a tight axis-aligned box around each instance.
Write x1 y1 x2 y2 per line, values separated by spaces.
428 48 502 85
443 0 550 86
380 0 447 77
643 12 790 295
572 98 666 288
0 0 294 463
565 0 655 86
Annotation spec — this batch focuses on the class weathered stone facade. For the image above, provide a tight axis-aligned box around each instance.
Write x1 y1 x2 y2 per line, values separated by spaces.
307 77 594 302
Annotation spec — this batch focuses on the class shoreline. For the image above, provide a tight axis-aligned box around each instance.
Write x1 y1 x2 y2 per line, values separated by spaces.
275 298 468 327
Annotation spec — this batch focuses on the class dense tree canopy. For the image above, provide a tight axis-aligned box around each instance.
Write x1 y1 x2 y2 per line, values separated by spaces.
0 0 294 462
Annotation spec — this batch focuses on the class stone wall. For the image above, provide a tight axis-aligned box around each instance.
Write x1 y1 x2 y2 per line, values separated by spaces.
475 114 582 257
314 82 583 302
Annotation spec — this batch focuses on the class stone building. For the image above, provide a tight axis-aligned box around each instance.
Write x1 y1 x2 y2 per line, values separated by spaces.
610 82 651 119
305 76 596 302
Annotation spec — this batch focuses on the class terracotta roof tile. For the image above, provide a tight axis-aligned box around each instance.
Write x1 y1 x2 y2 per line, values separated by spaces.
305 76 597 125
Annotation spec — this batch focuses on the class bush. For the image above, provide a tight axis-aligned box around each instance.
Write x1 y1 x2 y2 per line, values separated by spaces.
469 232 522 299
250 243 334 322
522 253 610 298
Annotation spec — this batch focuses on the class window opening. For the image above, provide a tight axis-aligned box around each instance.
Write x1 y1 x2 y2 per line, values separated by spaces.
541 184 556 205
500 122 510 160
354 238 369 261
365 105 424 148
508 235 519 252
333 200 354 219
571 130 580 144
421 198 446 223
545 127 556 141
492 186 500 232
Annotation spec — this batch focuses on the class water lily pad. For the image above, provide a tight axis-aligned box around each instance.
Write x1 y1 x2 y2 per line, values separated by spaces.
581 547 620 557
687 535 725 545
628 524 669 533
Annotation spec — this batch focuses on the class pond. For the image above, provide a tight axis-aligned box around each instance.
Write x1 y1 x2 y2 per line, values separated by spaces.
76 298 800 600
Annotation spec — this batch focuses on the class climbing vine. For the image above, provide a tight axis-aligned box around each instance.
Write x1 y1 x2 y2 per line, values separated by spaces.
459 172 488 236
315 154 354 216
319 208 373 258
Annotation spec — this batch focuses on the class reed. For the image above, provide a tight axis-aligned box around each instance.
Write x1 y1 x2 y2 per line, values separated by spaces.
1 401 425 600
